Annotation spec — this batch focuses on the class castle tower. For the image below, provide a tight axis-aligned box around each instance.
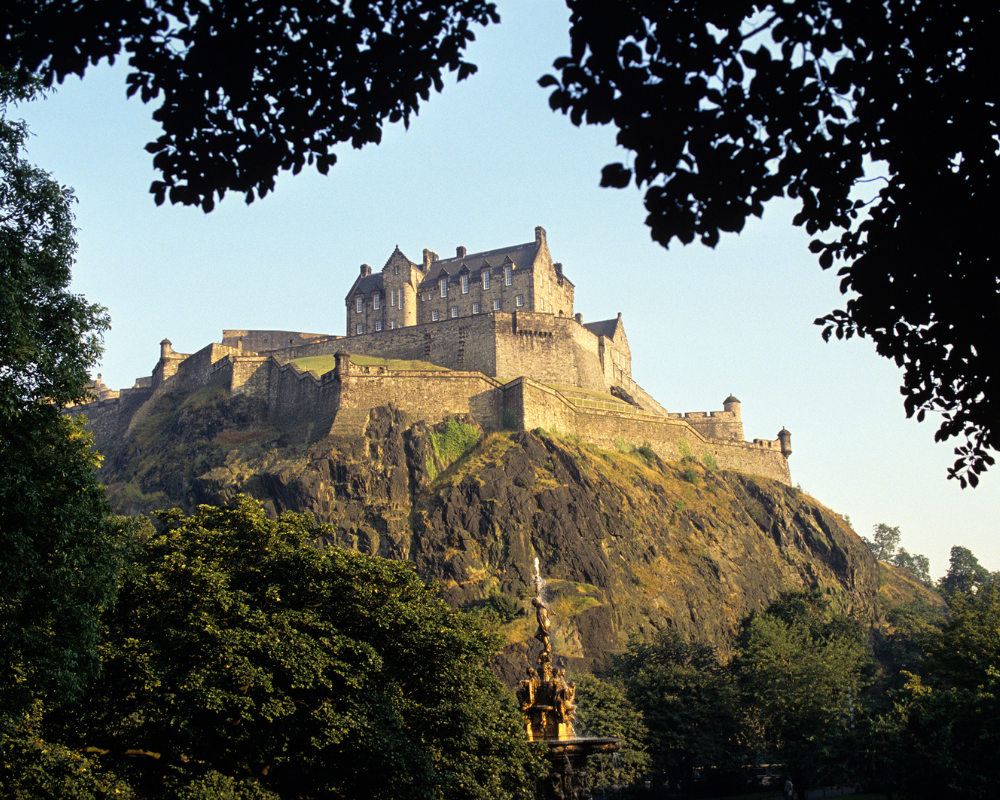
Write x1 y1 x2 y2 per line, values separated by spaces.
778 428 793 458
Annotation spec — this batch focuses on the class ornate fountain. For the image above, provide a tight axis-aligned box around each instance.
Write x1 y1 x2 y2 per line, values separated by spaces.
517 565 620 800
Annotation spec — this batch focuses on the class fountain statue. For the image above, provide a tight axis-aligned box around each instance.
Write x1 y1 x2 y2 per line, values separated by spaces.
519 563 620 800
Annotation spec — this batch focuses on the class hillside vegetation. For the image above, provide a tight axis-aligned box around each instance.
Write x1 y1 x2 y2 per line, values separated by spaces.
85 391 935 678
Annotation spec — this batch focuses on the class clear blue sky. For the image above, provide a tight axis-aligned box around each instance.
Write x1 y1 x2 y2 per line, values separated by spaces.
15 0 997 580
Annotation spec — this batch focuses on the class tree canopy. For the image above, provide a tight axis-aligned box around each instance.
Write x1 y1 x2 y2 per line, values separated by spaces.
44 498 538 800
0 0 499 212
0 73 124 721
544 1 999 486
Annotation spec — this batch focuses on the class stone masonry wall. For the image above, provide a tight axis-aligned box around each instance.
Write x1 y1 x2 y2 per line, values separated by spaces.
511 378 792 485
221 330 334 353
339 369 504 430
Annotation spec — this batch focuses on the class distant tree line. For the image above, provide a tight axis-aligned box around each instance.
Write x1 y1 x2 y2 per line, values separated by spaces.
577 577 999 800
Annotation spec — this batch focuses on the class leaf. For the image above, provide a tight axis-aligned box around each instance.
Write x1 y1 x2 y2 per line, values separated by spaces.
600 163 632 189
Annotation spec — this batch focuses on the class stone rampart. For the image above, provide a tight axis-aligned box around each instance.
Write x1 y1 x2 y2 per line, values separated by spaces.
339 367 504 430
511 378 791 485
221 330 335 353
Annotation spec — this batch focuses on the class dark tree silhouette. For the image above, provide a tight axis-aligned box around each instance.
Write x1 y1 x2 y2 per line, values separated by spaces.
542 1 999 486
0 0 499 211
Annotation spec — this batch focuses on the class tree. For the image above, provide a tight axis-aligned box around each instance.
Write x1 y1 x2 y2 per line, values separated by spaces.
732 591 872 794
863 523 901 562
543 1 1000 486
0 0 499 212
938 545 991 596
47 498 539 800
888 583 1000 800
605 631 742 790
571 673 651 791
0 72 124 721
890 548 932 587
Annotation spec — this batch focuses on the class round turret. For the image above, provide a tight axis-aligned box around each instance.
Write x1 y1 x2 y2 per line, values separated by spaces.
723 394 741 418
778 427 792 457
159 338 173 359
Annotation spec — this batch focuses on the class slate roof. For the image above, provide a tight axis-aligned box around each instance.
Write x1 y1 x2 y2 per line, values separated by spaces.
584 315 623 339
417 240 539 289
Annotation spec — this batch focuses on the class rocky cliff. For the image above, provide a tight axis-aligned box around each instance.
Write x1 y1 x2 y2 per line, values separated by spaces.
82 387 918 681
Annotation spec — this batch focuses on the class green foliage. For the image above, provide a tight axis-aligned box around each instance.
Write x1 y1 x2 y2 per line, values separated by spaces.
605 632 739 785
676 438 693 461
702 451 719 472
500 408 517 430
0 107 128 711
544 2 1000 485
887 584 1000 800
49 498 538 800
863 523 901 561
733 591 872 792
0 721 134 799
0 413 133 720
890 547 932 586
429 418 481 471
572 674 650 789
681 466 699 484
938 545 991 596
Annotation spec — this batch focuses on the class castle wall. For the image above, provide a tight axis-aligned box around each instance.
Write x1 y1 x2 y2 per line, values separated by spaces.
221 330 334 353
511 378 791 485
676 411 745 442
339 369 504 430
266 361 341 436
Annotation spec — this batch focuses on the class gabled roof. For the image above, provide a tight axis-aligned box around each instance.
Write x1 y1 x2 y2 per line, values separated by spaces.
345 272 384 299
417 239 539 288
584 313 623 340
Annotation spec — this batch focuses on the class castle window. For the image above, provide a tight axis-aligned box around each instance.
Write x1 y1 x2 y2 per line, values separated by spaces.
451 306 458 318
356 323 364 335
390 289 396 307
375 320 382 331
432 310 440 322
389 320 396 330
461 274 469 293
356 296 363 313
482 272 490 290
373 294 380 310
473 302 480 315
504 266 512 285
492 298 501 311
440 278 448 298
516 294 524 307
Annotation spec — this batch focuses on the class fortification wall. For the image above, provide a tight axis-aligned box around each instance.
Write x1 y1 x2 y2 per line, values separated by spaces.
511 378 791 485
265 360 341 436
674 411 744 442
221 330 335 353
339 369 504 430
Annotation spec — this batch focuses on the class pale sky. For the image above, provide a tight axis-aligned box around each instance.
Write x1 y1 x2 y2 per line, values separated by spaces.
15 1 997 580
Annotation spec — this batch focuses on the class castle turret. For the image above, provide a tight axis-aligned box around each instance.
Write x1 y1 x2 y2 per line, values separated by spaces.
778 427 792 458
160 338 173 359
723 394 741 420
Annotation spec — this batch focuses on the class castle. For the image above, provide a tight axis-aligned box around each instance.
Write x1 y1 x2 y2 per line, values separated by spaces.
76 226 793 484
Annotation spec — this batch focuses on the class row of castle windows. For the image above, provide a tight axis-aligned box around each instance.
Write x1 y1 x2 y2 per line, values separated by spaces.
434 266 512 299
356 291 403 314
354 295 526 333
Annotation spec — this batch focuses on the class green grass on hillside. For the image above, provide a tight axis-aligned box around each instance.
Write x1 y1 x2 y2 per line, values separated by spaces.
287 354 449 376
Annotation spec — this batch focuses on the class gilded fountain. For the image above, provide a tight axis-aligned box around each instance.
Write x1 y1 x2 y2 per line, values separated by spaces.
517 566 620 800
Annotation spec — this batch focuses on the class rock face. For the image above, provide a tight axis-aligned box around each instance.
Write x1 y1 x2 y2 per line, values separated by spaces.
87 391 888 681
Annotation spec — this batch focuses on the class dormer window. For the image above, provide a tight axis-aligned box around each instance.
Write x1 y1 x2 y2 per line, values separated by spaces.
440 278 448 298
483 272 490 290
373 294 380 311
461 274 469 294
504 265 513 286
356 296 363 314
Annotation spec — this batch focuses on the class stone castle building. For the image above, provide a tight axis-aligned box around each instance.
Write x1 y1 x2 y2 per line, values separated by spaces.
74 227 793 484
